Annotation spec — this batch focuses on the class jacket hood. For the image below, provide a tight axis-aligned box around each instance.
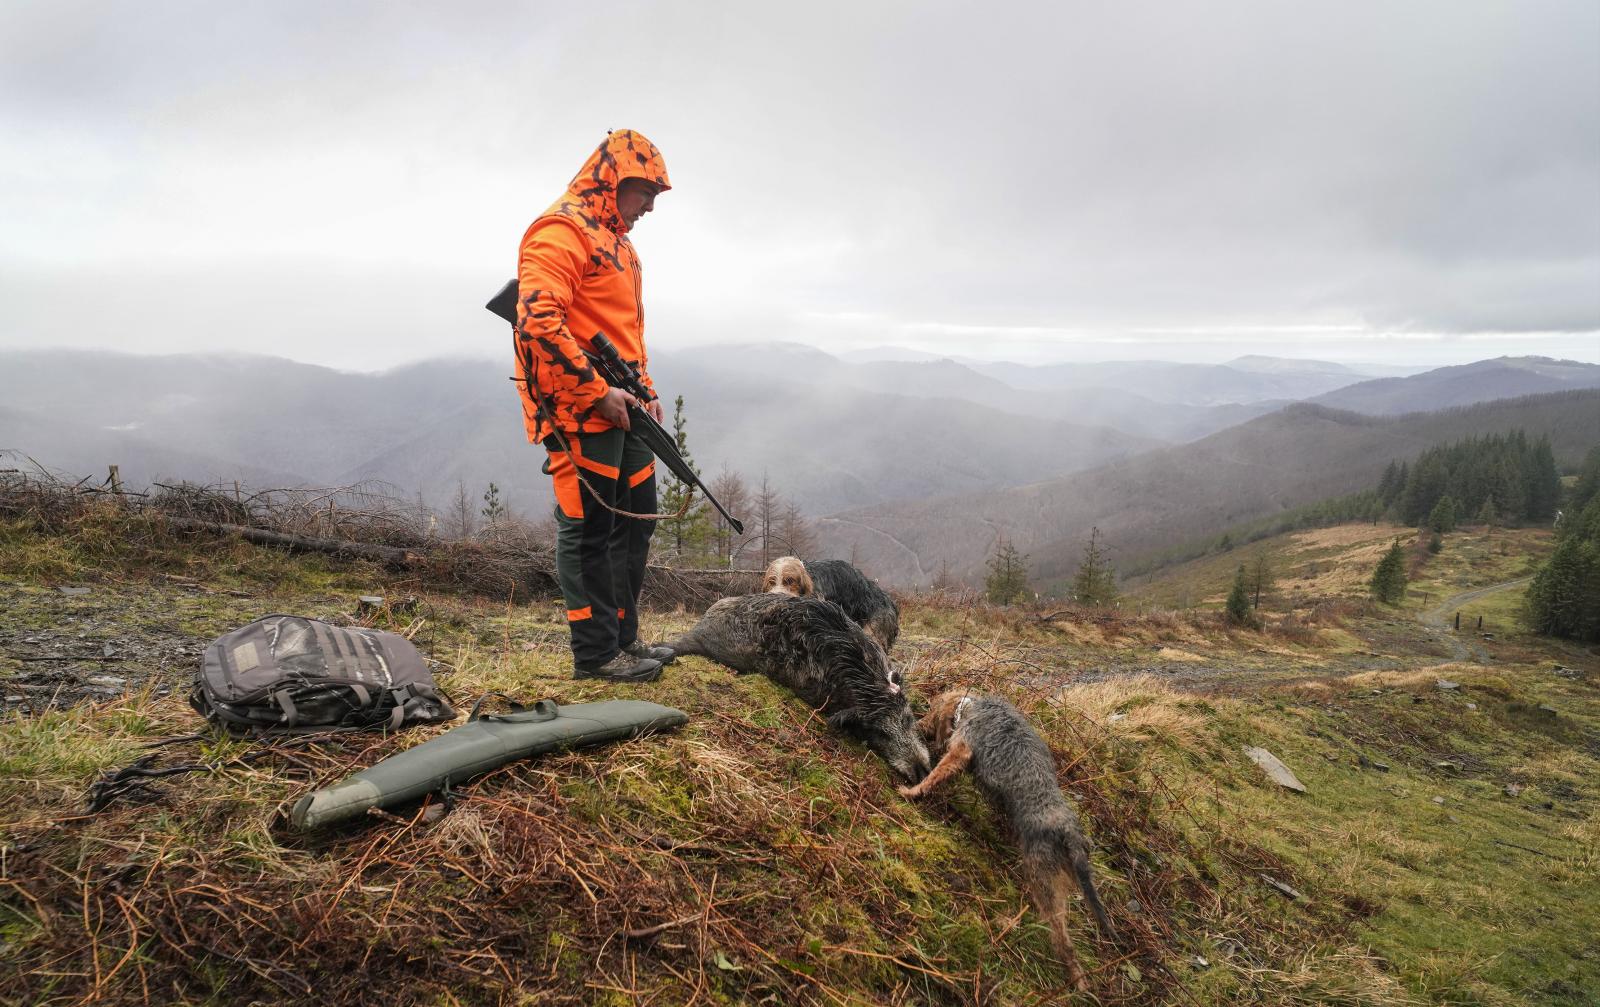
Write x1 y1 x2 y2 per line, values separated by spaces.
566 129 671 234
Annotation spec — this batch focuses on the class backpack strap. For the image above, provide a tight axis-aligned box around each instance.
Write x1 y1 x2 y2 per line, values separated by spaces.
274 690 300 729
385 685 419 731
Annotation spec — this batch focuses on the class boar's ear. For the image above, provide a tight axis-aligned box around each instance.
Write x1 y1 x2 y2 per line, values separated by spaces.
825 709 864 733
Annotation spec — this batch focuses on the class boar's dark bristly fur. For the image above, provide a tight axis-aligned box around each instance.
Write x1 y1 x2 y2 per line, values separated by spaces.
668 593 929 782
806 559 900 651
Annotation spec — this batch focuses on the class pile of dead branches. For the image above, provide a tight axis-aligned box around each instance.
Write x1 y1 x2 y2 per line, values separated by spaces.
0 457 751 610
0 455 132 531
410 519 560 599
641 565 760 610
150 481 425 548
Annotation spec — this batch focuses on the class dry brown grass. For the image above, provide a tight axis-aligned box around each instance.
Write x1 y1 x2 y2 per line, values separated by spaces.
1289 525 1401 552
1050 676 1210 751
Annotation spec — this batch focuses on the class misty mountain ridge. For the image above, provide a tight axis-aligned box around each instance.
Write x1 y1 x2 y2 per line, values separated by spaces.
4 349 1593 567
0 348 1156 519
659 345 1399 438
1309 355 1600 415
814 389 1600 588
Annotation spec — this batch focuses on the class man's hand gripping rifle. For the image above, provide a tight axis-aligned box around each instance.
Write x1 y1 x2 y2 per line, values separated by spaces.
487 280 744 535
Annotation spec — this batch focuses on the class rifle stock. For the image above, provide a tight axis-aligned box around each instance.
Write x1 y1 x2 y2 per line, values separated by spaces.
486 279 745 535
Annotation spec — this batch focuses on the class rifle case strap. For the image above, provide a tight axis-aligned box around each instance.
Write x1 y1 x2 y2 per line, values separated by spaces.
468 693 560 724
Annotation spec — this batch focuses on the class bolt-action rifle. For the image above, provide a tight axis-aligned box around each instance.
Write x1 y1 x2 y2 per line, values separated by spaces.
486 279 744 534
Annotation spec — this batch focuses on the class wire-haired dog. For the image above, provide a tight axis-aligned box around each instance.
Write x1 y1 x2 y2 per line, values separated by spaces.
762 556 900 651
667 593 930 783
899 690 1115 989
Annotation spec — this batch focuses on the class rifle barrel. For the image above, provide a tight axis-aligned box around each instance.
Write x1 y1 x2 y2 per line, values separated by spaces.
485 280 744 534
627 407 745 535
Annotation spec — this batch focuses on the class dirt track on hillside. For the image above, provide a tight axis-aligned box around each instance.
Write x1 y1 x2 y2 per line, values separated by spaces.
1419 577 1533 663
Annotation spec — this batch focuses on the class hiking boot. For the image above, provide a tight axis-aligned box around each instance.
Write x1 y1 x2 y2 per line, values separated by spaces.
623 640 676 665
573 652 663 683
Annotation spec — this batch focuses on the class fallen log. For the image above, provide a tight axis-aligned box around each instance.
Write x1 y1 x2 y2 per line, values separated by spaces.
167 517 418 569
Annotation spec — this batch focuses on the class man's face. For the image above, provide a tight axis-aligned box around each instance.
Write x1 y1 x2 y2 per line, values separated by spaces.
616 177 661 228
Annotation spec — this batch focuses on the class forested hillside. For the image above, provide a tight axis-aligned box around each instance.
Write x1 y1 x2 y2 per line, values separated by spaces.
1127 430 1565 576
1377 431 1560 528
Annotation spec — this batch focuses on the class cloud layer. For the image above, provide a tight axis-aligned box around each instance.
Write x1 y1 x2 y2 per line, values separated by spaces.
2 1 1596 368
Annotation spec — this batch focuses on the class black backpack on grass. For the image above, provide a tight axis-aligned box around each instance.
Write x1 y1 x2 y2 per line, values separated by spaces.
191 615 456 734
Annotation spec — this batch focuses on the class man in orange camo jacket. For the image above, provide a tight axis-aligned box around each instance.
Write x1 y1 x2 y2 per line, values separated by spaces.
512 130 675 682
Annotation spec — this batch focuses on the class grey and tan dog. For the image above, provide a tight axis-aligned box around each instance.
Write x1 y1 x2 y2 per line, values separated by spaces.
900 689 1115 989
668 593 930 783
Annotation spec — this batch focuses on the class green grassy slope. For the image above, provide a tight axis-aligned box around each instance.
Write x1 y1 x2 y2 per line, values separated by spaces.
2 513 1596 1005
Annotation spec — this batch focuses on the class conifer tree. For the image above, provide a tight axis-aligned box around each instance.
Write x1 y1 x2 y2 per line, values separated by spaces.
1427 495 1457 533
1377 460 1402 506
1247 549 1274 609
658 395 711 564
1370 538 1408 604
1225 563 1252 625
480 482 506 525
1072 527 1118 606
1525 496 1600 641
1476 495 1498 527
985 536 1030 605
1526 437 1561 521
1570 446 1600 515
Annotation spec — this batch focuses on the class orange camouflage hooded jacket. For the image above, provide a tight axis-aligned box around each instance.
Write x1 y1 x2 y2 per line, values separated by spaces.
513 130 671 443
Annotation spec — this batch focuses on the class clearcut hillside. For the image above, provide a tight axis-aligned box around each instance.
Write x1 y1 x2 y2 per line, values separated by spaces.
2 501 1596 1006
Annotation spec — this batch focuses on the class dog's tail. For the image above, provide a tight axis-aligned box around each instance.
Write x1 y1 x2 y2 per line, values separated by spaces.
1066 832 1117 941
1023 856 1091 991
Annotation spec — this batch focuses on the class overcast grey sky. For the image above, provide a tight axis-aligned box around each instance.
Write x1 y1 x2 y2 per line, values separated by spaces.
2 1 1597 370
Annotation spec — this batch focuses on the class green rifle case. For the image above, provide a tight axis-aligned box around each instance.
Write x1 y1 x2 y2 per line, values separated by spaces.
290 698 687 830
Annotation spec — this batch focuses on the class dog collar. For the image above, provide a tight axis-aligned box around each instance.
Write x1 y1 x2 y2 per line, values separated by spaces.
953 695 974 730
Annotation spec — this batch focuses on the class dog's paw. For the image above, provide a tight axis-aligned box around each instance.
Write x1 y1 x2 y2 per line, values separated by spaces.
896 785 920 798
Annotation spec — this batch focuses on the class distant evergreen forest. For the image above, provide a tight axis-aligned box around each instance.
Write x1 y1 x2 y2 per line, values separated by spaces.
1375 430 1560 528
1525 446 1600 642
1128 430 1568 576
